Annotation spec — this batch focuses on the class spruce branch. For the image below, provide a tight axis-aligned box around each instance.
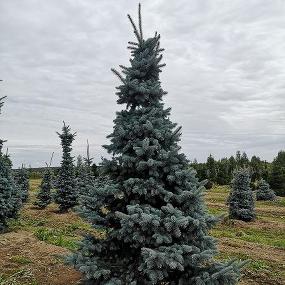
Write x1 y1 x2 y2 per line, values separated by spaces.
127 14 142 44
119 65 128 70
49 152 54 168
171 126 182 140
111 68 126 84
138 3 143 41
127 46 137 51
128 41 139 46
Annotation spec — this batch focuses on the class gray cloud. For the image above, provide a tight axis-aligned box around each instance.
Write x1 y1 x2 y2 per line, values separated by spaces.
0 0 285 167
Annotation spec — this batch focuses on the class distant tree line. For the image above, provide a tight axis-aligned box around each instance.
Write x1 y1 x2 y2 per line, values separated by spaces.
191 150 285 196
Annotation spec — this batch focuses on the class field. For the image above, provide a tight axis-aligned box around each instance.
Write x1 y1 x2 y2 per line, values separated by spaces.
0 179 284 285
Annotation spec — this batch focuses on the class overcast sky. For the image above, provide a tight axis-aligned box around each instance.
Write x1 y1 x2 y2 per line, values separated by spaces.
1 0 285 168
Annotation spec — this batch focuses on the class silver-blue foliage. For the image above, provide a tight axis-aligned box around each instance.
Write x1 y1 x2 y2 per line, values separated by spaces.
54 122 77 212
228 169 255 222
69 5 244 284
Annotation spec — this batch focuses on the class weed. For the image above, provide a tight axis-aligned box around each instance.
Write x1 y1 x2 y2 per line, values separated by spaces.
10 256 32 265
34 227 78 250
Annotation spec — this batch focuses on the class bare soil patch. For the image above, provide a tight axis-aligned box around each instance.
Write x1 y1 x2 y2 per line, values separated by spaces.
0 230 81 285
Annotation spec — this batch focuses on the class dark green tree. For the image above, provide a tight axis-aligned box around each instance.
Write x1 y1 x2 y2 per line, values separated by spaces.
228 169 255 222
54 122 77 212
240 152 249 168
250 155 262 182
15 166 29 202
69 5 243 284
206 154 217 183
216 158 231 185
269 151 285 196
34 167 53 209
228 156 236 177
256 179 276 201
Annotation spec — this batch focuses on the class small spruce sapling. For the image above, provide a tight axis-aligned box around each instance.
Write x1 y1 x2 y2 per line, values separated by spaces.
228 169 255 222
15 166 29 202
54 122 77 212
256 179 276 201
34 153 54 209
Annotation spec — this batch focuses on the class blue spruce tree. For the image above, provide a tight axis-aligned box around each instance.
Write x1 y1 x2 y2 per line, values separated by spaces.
34 154 54 209
256 179 276 201
0 98 22 232
69 5 244 284
34 167 53 209
15 166 29 202
54 122 77 212
228 169 255 222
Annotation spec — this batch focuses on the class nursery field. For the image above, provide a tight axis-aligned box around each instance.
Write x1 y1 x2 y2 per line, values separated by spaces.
0 179 284 285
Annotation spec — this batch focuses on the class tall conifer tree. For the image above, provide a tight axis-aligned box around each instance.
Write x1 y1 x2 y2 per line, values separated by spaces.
269 151 285 196
69 5 243 284
206 154 217 183
228 169 255 222
54 122 77 212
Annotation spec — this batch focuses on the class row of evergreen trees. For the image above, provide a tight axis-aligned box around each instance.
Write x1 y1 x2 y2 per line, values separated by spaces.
191 151 284 196
1 4 282 284
192 151 270 186
33 122 96 212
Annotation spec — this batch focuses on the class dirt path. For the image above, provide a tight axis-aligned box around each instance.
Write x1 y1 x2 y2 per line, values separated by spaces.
0 230 82 285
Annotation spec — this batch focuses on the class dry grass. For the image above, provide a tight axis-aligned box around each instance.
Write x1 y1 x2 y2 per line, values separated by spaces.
0 180 284 284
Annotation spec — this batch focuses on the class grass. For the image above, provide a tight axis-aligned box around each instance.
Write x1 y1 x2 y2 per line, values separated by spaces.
10 256 33 265
34 227 79 250
211 226 285 249
1 179 285 285
207 184 285 284
0 269 39 285
217 251 273 272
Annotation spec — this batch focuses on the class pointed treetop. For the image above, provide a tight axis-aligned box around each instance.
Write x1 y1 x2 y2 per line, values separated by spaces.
45 152 54 168
84 139 93 166
127 3 143 44
57 121 77 138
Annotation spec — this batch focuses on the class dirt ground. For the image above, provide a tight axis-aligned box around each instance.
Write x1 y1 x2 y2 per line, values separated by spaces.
0 180 284 285
0 231 81 285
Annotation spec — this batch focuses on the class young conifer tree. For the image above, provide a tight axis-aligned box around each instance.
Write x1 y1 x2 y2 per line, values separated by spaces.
256 179 276 201
54 122 77 212
34 153 54 209
69 5 243 284
228 169 255 222
15 166 29 202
